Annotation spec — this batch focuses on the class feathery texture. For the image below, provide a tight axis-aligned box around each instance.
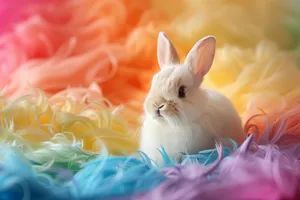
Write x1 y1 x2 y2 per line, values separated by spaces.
0 1 300 200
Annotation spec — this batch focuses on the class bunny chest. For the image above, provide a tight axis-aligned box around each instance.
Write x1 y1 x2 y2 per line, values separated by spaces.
140 118 216 160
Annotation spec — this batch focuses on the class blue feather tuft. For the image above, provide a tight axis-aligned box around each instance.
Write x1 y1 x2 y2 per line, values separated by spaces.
0 139 237 199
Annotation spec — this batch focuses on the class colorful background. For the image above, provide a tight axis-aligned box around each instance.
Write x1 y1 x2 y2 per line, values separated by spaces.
1 0 300 199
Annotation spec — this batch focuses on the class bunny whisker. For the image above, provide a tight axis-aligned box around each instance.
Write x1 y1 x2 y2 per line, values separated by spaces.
177 106 189 123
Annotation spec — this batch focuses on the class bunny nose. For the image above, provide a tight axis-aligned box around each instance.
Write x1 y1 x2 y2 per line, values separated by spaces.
155 103 166 117
158 104 166 110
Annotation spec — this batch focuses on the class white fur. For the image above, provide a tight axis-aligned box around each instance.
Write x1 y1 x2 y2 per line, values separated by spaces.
140 87 245 164
139 32 245 164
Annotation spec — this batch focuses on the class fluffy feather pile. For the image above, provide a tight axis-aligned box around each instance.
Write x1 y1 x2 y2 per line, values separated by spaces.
1 0 300 199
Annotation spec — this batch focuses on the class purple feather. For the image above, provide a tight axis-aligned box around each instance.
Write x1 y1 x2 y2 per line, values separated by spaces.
140 135 300 200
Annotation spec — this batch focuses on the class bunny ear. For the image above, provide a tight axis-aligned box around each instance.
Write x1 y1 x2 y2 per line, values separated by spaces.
157 32 180 69
184 36 216 84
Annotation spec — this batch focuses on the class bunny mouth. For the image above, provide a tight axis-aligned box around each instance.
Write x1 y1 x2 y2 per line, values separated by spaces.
156 111 162 117
155 109 163 118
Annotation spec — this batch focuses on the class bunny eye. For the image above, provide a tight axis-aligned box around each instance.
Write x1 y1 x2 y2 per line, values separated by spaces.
178 86 186 98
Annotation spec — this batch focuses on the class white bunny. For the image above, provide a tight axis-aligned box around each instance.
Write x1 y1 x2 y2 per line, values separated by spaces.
139 32 246 164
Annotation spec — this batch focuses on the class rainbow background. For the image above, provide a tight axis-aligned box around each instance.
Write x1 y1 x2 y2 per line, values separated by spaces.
1 0 300 199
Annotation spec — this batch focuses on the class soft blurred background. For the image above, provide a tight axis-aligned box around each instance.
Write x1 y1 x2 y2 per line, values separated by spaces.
1 1 300 199
1 0 300 153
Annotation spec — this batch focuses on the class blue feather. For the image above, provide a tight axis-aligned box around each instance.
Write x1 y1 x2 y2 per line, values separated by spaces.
0 139 237 199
